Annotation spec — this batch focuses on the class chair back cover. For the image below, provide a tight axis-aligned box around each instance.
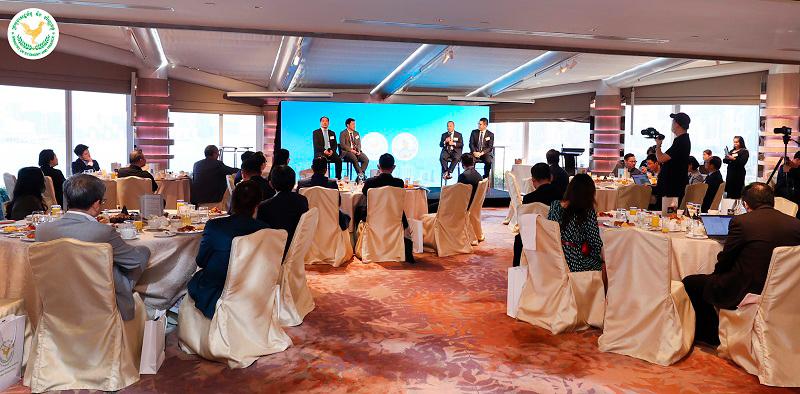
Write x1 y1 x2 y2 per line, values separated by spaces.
355 186 405 263
711 182 726 211
680 183 709 210
24 239 145 392
116 176 153 210
178 229 291 368
615 184 652 209
599 228 694 365
774 197 799 217
468 179 490 242
300 187 353 266
504 171 523 228
517 202 550 218
422 183 472 257
42 176 57 208
718 245 800 387
3 173 16 198
278 208 319 326
226 174 235 194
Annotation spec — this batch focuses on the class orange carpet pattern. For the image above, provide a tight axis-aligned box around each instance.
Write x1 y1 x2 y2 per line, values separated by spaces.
6 208 799 393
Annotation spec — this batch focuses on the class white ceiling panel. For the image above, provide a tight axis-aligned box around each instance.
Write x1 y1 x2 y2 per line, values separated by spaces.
510 53 654 90
59 23 132 51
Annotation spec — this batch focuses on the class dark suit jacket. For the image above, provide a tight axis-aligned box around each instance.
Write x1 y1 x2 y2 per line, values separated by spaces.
550 164 569 197
702 170 724 212
340 129 362 153
6 194 47 220
458 167 483 206
257 191 309 254
187 214 268 318
360 173 407 228
249 175 275 201
191 158 238 205
440 131 464 155
117 164 158 192
468 129 494 157
298 174 337 190
313 128 339 157
704 207 800 309
522 182 563 205
40 165 66 206
71 158 100 174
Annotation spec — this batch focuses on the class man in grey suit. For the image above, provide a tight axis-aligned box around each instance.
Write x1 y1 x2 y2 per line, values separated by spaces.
36 174 150 321
340 118 369 181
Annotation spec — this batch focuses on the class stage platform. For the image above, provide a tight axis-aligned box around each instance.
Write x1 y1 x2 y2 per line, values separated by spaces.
425 187 510 208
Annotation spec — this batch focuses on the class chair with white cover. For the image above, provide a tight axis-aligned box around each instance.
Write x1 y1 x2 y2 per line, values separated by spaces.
178 229 291 368
774 197 798 217
710 182 726 212
515 202 551 266
679 183 708 210
467 179 490 244
422 183 472 257
599 228 694 366
0 298 33 369
278 208 318 327
24 239 146 392
355 186 405 263
515 214 605 334
503 171 523 226
3 172 17 197
42 176 58 208
299 187 353 266
116 176 153 210
718 245 800 387
615 184 652 209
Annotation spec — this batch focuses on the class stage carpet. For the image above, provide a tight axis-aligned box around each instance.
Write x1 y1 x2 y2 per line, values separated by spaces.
7 208 799 393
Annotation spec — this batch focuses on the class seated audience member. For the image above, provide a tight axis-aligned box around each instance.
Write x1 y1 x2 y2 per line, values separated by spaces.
702 156 724 212
269 148 290 181
298 156 338 190
36 174 150 321
356 153 415 263
699 149 712 175
645 154 660 178
71 144 101 174
257 165 309 255
233 151 256 184
546 149 569 197
5 167 48 220
187 181 269 318
682 183 800 345
241 157 275 200
639 145 657 172
512 163 564 267
117 150 158 192
688 156 704 185
547 174 604 272
776 151 800 215
458 153 483 207
39 149 66 206
191 145 239 205
612 153 643 177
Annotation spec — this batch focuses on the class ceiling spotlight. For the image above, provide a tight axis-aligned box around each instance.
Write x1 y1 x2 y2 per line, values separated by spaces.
442 48 455 64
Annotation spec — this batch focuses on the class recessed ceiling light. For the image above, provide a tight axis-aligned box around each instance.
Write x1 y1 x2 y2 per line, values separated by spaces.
0 0 174 11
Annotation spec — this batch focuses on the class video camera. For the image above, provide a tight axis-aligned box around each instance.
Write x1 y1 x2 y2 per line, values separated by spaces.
774 126 793 136
641 127 666 141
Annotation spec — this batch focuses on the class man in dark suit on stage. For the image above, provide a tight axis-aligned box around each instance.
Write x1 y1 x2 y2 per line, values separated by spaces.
191 145 239 205
256 165 309 255
469 117 494 179
702 156 724 212
682 183 800 345
117 150 158 192
312 116 342 179
439 121 464 180
298 157 338 190
340 118 369 181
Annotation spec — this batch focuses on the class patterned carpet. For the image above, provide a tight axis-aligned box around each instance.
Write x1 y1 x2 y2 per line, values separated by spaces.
6 208 800 393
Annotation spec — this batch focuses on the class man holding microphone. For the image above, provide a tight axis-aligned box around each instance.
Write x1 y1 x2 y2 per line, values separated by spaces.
439 121 463 180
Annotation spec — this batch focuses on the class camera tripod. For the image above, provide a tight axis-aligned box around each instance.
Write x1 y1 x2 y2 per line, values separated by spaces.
766 131 799 185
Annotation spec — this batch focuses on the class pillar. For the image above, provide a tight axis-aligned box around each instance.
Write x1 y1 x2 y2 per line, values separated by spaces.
760 65 800 181
132 73 173 171
263 100 279 171
590 84 624 174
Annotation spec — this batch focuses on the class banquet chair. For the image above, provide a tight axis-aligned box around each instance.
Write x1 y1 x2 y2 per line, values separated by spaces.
0 298 32 370
599 228 694 366
355 186 405 263
178 229 291 369
226 174 236 194
515 214 605 334
515 202 551 266
503 171 523 226
718 245 800 387
3 172 17 197
467 179 490 244
709 182 726 212
116 176 154 210
278 208 319 327
520 177 533 195
42 176 57 208
679 183 708 210
774 197 799 217
299 187 353 267
615 184 651 209
422 183 472 257
24 239 146 392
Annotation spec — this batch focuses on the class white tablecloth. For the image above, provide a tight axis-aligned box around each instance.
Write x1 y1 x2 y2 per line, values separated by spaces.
101 178 192 210
340 188 428 231
595 189 619 212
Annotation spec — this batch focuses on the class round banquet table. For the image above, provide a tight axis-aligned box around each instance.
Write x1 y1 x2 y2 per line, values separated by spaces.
595 188 619 212
101 178 192 210
600 226 724 280
0 229 201 327
339 187 428 231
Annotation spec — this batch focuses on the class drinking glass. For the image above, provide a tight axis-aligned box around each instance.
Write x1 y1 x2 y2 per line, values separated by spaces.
181 213 192 227
198 207 210 223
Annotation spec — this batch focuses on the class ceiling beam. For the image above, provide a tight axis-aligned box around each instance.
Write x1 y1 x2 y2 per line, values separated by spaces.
466 51 578 97
268 36 312 91
603 58 695 87
126 27 169 78
370 44 449 98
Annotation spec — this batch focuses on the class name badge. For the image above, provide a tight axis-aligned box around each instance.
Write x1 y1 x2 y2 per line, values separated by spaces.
329 136 335 140
485 137 491 141
453 138 458 141
355 135 359 139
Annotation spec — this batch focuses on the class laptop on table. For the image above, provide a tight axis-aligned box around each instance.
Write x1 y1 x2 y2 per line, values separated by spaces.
700 214 734 239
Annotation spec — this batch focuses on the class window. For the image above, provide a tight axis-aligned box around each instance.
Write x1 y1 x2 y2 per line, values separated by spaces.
492 122 526 176
0 85 66 177
221 114 259 168
624 105 673 167
170 112 219 173
71 91 128 172
528 122 591 167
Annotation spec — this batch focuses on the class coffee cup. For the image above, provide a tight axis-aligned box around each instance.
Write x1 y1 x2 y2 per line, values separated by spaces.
120 227 137 240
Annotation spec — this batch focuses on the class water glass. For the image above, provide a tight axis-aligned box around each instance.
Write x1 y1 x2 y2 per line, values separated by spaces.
198 206 210 223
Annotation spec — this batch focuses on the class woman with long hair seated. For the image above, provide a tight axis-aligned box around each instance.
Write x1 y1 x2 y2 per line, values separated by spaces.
39 149 67 207
5 167 47 220
186 180 269 318
547 173 604 272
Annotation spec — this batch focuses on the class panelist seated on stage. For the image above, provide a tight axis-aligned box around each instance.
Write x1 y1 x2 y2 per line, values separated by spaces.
312 116 342 179
117 150 158 192
701 156 724 213
682 183 800 345
340 118 369 180
611 153 643 177
71 143 100 174
439 120 464 180
469 117 494 179
256 165 309 256
512 163 564 267
240 157 275 201
298 157 338 190
191 145 239 206
36 174 150 321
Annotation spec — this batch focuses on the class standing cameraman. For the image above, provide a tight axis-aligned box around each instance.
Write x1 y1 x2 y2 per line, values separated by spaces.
654 112 692 208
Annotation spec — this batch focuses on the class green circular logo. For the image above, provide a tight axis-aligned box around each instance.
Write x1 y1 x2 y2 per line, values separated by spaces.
7 8 59 60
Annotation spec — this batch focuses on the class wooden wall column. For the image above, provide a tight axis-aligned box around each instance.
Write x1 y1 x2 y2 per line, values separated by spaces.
133 74 173 170
590 94 625 174
759 66 800 181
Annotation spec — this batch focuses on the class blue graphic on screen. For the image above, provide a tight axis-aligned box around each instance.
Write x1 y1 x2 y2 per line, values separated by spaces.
280 101 490 186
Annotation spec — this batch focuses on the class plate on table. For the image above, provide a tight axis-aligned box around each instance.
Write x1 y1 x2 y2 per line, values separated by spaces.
20 236 36 242
120 235 140 240
602 222 622 228
153 231 176 238
685 233 709 240
176 229 203 235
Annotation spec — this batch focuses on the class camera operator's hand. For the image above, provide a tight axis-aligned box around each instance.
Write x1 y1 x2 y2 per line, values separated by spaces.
655 138 663 148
